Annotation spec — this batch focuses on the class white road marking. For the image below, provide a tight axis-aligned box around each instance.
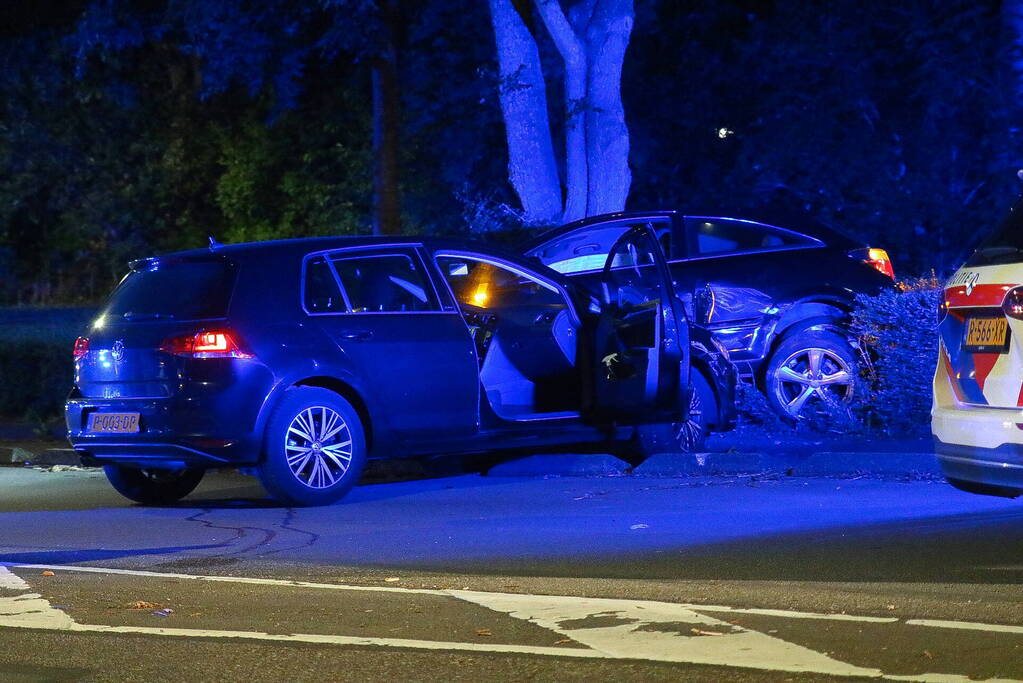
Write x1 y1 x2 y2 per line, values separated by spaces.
906 619 1023 635
454 590 883 677
0 566 31 591
1 565 1021 682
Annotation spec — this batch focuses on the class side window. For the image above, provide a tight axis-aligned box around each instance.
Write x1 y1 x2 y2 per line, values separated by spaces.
529 220 672 274
303 251 439 313
686 217 818 257
436 256 565 309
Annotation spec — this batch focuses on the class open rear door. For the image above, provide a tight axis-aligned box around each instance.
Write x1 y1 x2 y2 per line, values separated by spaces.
590 226 689 422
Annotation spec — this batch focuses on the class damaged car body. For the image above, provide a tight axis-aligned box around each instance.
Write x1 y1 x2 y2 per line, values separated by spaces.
523 211 895 419
67 225 735 506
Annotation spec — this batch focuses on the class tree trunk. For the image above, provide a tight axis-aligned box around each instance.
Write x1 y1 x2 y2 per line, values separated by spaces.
581 0 632 215
371 2 402 236
536 0 588 223
488 0 563 224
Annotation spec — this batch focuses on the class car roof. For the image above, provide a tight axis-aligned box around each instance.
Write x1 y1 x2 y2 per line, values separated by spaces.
136 235 573 286
522 209 864 252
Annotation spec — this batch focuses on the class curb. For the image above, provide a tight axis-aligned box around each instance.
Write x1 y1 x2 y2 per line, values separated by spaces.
483 450 941 479
0 447 80 467
486 453 630 478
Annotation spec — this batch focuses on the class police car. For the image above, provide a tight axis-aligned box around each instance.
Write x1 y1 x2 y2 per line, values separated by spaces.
933 197 1023 497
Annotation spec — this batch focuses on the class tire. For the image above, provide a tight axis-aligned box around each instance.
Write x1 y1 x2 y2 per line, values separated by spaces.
258 387 367 506
765 330 857 420
103 466 204 505
947 478 1021 499
635 369 717 458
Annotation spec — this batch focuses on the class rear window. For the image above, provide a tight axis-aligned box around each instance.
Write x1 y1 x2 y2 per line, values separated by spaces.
102 258 236 321
966 200 1023 267
686 217 820 257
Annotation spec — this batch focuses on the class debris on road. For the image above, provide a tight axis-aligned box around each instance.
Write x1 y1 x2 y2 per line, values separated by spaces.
475 628 493 637
384 577 401 582
128 601 161 610
40 570 55 576
153 608 174 617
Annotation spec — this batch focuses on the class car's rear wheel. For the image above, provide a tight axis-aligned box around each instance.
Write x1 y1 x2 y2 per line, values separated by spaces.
765 330 857 420
946 478 1022 499
635 369 717 458
103 466 204 505
258 387 367 506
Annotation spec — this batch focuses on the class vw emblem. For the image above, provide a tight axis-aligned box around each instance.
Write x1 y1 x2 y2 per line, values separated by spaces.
110 340 125 362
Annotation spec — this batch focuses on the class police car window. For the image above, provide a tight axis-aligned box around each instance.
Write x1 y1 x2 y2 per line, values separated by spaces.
530 221 672 274
304 252 438 313
687 218 816 257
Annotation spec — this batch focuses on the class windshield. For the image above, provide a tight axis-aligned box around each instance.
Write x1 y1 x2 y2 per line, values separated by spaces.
101 258 236 321
966 199 1023 267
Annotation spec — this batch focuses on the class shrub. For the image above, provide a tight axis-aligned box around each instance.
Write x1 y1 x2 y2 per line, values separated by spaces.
0 308 93 424
849 276 941 436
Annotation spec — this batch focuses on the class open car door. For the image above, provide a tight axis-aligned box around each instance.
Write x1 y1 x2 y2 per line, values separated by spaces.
590 226 689 422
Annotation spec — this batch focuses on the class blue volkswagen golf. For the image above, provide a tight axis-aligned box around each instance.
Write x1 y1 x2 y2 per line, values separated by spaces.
67 225 735 506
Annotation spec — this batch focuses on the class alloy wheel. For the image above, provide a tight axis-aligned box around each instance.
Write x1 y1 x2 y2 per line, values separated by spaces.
672 384 705 451
284 406 354 489
771 346 854 418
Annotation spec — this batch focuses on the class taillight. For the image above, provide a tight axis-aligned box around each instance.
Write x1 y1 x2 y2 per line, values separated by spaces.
160 330 253 359
1003 287 1023 320
860 247 895 279
73 337 89 360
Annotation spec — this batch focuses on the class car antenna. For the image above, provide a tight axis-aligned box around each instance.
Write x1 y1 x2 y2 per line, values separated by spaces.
208 235 223 251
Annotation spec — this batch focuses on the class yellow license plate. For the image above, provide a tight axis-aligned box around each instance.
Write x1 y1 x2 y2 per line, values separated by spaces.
88 412 140 433
965 317 1009 350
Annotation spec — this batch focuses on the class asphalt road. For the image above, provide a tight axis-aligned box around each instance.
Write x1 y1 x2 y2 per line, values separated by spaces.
2 465 1023 681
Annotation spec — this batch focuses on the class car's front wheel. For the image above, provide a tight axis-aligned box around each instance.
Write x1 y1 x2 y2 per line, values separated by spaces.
258 387 367 506
103 466 204 505
765 330 857 420
635 369 717 458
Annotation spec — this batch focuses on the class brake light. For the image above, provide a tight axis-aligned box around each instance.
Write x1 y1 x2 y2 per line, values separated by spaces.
862 247 895 279
1003 287 1023 320
160 330 253 359
72 337 89 360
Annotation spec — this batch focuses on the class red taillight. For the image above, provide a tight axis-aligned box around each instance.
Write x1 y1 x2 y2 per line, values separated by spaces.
862 247 895 279
1003 287 1023 320
73 337 89 360
160 330 253 359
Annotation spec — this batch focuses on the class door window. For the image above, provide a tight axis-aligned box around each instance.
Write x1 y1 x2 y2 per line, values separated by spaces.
436 256 565 309
686 217 818 257
529 220 673 274
303 251 439 313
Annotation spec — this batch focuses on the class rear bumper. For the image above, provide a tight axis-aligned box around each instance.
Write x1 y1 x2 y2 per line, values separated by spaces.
932 401 1023 490
934 439 1023 490
66 393 264 468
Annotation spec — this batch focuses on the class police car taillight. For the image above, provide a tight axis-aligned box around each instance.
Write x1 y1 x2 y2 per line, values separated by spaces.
1003 287 1023 320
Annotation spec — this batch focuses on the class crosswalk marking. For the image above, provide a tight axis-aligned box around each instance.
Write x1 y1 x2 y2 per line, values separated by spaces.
1 565 1021 682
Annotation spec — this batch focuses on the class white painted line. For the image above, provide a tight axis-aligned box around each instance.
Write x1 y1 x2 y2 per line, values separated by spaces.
0 565 31 591
906 619 1023 635
693 604 899 624
3 564 1023 682
7 563 450 596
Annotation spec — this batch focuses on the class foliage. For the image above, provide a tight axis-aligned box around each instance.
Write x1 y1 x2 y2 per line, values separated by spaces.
0 308 94 420
850 276 942 436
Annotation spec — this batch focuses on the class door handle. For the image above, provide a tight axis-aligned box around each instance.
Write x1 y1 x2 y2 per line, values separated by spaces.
339 330 373 341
